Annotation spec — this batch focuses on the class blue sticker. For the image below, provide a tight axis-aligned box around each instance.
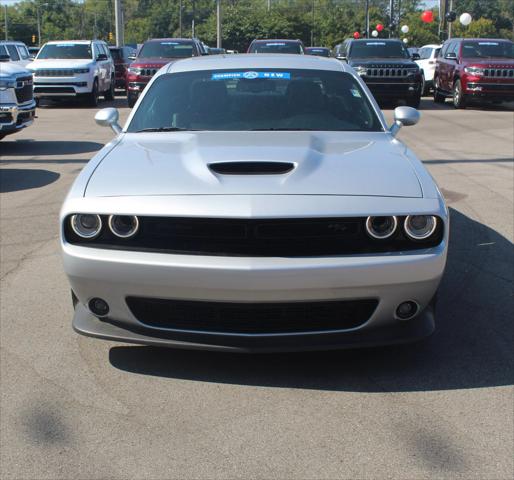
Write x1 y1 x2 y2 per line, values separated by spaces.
211 71 291 80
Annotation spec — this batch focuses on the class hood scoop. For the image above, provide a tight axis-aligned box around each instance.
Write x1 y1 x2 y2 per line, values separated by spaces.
208 161 295 175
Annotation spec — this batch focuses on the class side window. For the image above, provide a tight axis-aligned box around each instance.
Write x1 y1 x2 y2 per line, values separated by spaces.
6 44 20 61
453 41 461 57
439 42 449 57
18 45 30 59
102 44 111 58
93 43 100 60
0 45 7 56
418 48 427 59
433 48 441 58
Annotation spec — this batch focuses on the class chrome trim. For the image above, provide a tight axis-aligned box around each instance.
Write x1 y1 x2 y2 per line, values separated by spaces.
0 101 36 128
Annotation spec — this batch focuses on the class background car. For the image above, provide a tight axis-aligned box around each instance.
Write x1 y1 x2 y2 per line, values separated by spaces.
62 54 447 352
247 39 305 54
126 38 207 107
334 38 423 108
433 38 514 108
208 47 226 55
305 47 331 57
0 62 36 140
0 41 32 67
109 46 136 91
415 44 442 95
28 40 115 106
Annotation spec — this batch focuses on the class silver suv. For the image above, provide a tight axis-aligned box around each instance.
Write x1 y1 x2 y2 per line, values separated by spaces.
0 41 32 67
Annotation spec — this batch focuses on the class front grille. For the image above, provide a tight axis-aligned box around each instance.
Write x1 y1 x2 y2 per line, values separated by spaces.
0 113 13 124
125 297 378 334
15 76 33 103
483 68 514 78
140 68 158 77
35 69 75 77
64 216 445 256
467 82 514 92
362 66 418 78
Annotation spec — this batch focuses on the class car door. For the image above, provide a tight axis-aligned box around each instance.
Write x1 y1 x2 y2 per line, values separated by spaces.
446 41 460 90
93 43 108 91
439 41 456 91
101 44 114 85
5 44 21 65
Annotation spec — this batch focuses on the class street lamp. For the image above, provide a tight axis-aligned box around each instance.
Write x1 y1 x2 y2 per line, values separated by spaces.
3 4 7 41
36 2 49 48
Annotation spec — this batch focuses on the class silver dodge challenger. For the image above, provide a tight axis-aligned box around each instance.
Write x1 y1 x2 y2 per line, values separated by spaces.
61 54 448 352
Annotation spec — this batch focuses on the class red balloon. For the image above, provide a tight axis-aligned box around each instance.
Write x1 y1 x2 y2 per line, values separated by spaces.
376 24 384 32
421 10 434 23
353 31 360 39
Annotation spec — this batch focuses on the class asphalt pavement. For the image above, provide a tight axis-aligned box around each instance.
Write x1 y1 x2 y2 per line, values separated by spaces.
0 95 513 479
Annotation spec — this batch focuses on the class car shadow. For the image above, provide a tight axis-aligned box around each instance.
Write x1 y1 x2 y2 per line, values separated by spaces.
0 140 103 157
109 208 513 392
38 96 128 110
0 169 60 193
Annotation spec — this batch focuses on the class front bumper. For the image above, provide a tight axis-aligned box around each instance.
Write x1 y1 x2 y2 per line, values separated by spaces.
464 81 514 99
0 101 36 134
64 241 447 351
33 75 92 97
364 81 422 99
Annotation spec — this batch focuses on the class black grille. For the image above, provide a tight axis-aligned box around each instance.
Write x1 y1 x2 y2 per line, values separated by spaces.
484 68 514 78
125 297 378 334
15 76 33 103
35 69 75 77
64 215 444 256
34 86 75 94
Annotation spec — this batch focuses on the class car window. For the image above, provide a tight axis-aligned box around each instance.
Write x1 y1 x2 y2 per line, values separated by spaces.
37 43 93 59
18 45 30 59
139 41 194 59
6 45 20 61
461 41 514 59
451 42 460 56
249 42 304 54
0 45 7 57
434 48 441 58
128 69 382 133
349 41 410 59
439 42 449 57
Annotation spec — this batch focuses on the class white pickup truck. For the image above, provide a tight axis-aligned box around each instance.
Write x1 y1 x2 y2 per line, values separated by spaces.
0 61 36 140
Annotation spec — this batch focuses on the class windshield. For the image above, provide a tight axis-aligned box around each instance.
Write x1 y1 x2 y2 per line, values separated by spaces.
350 41 409 59
110 48 122 61
306 48 330 57
37 43 92 60
138 41 194 59
127 69 382 133
461 41 514 59
249 42 304 54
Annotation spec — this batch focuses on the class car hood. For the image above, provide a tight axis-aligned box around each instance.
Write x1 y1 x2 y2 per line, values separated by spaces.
0 62 30 76
27 59 93 70
85 131 423 198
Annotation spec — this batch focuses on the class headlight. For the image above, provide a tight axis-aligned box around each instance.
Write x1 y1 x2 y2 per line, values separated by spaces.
404 215 437 240
108 215 139 238
73 68 90 74
464 66 484 76
355 66 368 76
365 216 398 239
70 214 102 239
127 67 142 75
0 77 16 90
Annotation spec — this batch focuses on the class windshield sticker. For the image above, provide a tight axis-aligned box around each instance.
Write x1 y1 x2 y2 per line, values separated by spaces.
266 42 286 46
211 71 291 80
477 42 499 46
350 89 361 98
365 42 386 46
56 43 77 47
161 42 181 45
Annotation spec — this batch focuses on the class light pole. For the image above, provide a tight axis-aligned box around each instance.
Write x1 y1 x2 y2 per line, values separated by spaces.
36 2 48 48
216 0 221 48
179 0 182 37
3 4 7 41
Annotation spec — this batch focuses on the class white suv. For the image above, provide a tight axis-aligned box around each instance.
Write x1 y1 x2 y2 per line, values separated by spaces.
27 40 115 106
415 44 442 95
0 41 32 67
0 62 36 140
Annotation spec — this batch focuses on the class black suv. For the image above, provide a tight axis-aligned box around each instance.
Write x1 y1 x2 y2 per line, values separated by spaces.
335 38 423 107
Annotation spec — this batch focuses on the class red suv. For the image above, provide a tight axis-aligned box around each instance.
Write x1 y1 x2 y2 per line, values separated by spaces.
433 38 514 108
109 46 136 92
126 38 207 107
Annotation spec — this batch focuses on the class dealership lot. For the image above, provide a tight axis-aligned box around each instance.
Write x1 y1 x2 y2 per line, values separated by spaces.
1 98 513 478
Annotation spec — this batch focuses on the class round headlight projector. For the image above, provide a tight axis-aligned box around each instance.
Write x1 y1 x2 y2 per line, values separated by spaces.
404 215 437 240
108 215 139 238
71 214 102 239
365 216 398 239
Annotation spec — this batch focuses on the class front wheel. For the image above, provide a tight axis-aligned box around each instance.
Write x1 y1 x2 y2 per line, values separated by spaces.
452 79 467 109
407 95 421 109
87 79 99 107
104 76 115 101
127 92 138 108
433 77 446 103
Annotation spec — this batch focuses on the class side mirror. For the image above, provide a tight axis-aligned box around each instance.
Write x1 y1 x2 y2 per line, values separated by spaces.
389 106 420 137
97 53 108 61
411 52 420 60
95 108 122 134
445 52 457 60
336 55 347 62
128 55 136 61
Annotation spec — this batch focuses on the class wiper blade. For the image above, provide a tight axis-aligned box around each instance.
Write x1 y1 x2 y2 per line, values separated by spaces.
135 127 199 133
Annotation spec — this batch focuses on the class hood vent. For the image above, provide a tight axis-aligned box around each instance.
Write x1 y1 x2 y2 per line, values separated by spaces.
209 161 295 175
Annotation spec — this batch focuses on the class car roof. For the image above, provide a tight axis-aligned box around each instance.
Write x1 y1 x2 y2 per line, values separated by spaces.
349 38 403 43
252 39 302 43
420 44 442 48
445 38 513 43
164 53 349 74
0 40 26 45
145 38 195 43
44 40 101 45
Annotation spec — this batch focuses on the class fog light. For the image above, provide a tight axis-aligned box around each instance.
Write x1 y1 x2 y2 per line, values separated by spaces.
365 216 398 239
88 298 109 317
396 301 419 320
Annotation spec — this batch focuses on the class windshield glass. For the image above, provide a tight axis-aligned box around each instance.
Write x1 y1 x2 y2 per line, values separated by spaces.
461 41 514 59
306 48 330 57
249 42 303 54
110 48 122 61
139 41 194 59
37 43 92 59
350 41 409 59
127 69 381 133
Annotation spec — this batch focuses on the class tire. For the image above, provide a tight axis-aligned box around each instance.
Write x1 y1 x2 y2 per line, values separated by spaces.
407 95 421 109
87 79 99 107
0 134 6 141
452 79 467 109
104 76 115 101
127 93 138 108
421 73 428 96
433 77 446 103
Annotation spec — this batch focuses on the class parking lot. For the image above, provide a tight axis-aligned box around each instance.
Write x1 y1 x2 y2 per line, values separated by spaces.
0 97 513 479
